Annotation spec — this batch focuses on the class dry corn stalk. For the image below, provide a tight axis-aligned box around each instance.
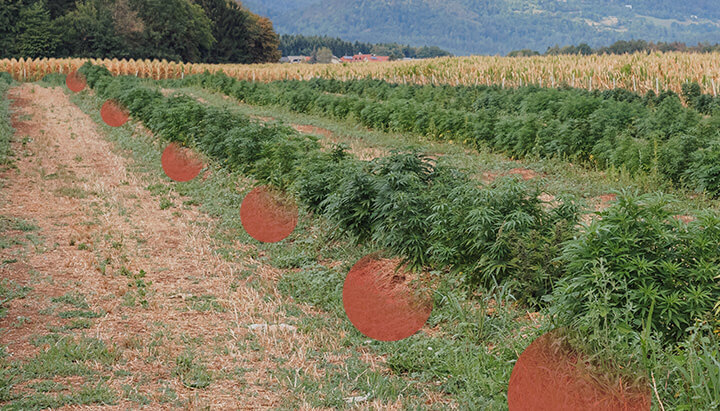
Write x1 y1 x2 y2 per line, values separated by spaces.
2 53 720 95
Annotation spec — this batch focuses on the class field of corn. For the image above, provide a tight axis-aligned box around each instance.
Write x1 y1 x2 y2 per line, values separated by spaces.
3 52 720 96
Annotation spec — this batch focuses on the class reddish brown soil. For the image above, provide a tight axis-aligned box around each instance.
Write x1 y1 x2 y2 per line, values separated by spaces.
239 185 298 243
508 167 543 181
594 194 618 212
674 215 696 223
160 142 204 182
342 254 433 342
292 124 334 138
100 99 129 127
65 70 86 92
508 332 650 411
482 168 542 184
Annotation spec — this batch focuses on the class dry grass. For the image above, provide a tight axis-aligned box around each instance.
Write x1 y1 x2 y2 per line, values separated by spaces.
0 83 393 408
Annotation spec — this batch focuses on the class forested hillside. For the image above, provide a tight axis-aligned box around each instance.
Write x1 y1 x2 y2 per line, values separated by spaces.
243 0 720 55
0 0 280 63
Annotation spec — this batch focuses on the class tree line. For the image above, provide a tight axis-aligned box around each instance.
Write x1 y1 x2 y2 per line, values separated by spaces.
279 34 452 60
509 39 720 57
0 0 280 63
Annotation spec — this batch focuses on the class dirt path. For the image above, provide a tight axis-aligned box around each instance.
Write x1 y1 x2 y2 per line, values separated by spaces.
0 84 374 408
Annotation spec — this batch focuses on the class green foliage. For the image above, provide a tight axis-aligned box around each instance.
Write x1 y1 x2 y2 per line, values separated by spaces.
0 279 32 319
53 0 126 59
82 63 579 304
76 70 720 407
537 39 720 57
2 382 117 409
15 1 57 58
121 268 151 308
427 175 578 304
51 292 89 309
168 72 720 196
547 191 720 361
173 349 212 389
195 0 254 63
664 323 720 410
0 0 280 63
0 78 15 167
321 162 378 242
22 335 119 378
685 139 720 197
131 0 214 61
292 146 351 214
279 34 452 59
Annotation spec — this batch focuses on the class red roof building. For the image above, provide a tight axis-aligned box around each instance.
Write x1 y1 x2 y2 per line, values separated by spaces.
341 54 391 63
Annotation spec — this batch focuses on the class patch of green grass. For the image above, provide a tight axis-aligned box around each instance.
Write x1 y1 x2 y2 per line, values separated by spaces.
26 380 68 393
57 310 103 319
146 183 171 196
185 295 225 312
156 382 179 404
0 81 15 168
48 319 93 332
173 349 213 389
0 279 32 319
4 381 117 409
0 236 24 249
51 292 90 309
38 73 67 87
121 383 151 405
0 215 38 232
53 186 91 199
20 334 119 379
12 316 31 327
159 197 174 210
121 269 152 308
0 222 40 250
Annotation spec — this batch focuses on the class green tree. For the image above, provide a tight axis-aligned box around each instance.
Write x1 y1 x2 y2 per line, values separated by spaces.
247 14 281 63
314 46 333 64
46 0 76 18
196 0 252 63
16 0 57 58
507 48 540 57
131 0 215 61
0 0 24 57
370 44 403 60
54 0 127 58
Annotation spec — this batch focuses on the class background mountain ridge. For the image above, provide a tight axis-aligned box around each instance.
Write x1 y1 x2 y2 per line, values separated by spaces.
242 0 720 55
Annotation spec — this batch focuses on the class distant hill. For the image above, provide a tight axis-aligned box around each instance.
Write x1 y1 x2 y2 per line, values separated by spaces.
241 0 720 55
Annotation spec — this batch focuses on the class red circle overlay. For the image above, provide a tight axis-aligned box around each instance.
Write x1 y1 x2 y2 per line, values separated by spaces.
239 185 298 243
100 99 129 127
160 143 204 182
508 332 650 411
343 254 433 342
66 70 86 92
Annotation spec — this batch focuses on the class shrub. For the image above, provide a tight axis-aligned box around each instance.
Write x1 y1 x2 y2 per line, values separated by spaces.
427 176 579 304
161 72 720 195
547 191 720 353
